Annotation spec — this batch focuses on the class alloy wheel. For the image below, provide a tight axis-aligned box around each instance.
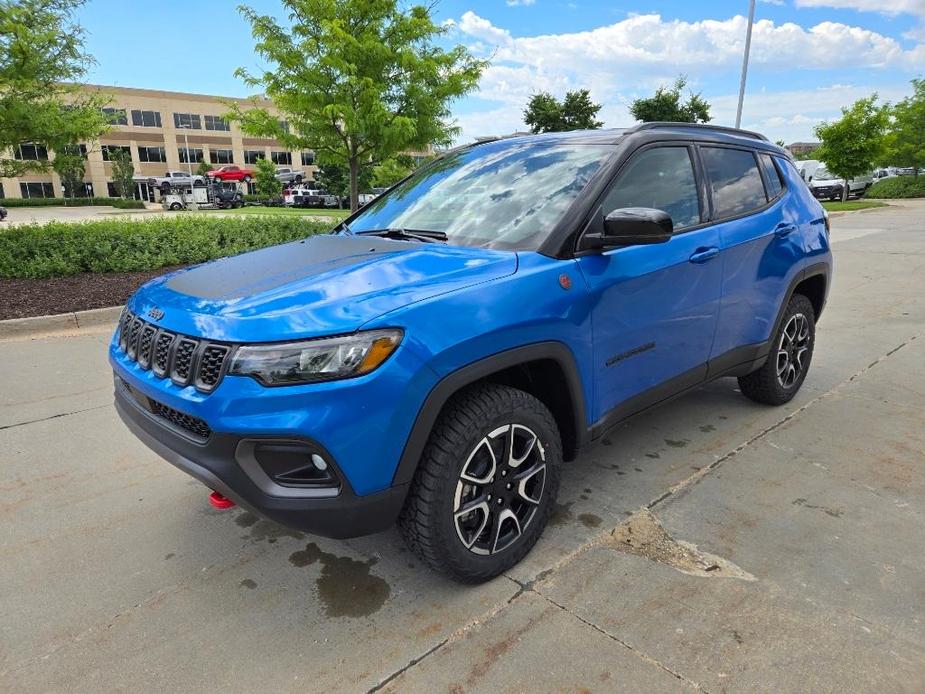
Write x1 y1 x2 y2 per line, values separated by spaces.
453 424 546 555
777 313 811 388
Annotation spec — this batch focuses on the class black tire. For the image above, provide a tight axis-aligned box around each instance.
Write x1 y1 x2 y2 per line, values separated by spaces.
294 175 303 184
169 202 182 211
738 294 816 405
398 383 562 583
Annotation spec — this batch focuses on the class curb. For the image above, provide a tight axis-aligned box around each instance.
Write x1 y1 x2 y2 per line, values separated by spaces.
0 305 122 340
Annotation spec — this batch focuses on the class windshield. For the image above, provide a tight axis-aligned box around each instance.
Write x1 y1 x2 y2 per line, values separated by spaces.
345 140 615 250
814 167 839 181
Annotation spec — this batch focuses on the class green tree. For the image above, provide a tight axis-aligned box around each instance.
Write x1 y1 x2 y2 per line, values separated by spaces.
228 0 484 211
196 159 214 178
523 89 603 133
814 95 890 201
315 161 371 207
53 146 87 200
109 147 135 199
629 76 711 124
0 0 111 178
884 79 925 176
253 157 282 200
371 156 413 188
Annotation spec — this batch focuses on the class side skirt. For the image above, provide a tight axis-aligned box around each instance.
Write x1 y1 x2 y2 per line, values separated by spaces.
588 341 769 442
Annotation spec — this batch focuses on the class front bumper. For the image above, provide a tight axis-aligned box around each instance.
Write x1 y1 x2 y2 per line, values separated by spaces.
812 185 841 199
114 378 408 538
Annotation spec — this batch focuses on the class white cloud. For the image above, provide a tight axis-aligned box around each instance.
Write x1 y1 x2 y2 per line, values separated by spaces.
794 0 925 16
506 0 536 6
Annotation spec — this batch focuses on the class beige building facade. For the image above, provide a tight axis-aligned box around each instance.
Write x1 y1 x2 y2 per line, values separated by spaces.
1 84 318 200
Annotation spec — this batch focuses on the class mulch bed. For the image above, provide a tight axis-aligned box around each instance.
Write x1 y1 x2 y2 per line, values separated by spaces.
0 266 187 320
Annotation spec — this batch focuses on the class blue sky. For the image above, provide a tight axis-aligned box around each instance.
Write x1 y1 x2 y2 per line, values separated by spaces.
79 0 924 144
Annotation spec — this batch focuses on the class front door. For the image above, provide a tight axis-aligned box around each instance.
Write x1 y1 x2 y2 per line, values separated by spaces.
576 145 723 426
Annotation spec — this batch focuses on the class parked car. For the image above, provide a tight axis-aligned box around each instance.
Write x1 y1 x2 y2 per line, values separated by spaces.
206 165 254 183
809 167 872 200
275 166 305 185
0 205 6 221
148 171 206 191
287 186 338 208
357 192 379 207
161 182 244 210
798 159 822 182
111 123 831 582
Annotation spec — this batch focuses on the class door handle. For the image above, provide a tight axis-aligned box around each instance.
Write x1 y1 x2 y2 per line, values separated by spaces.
689 247 720 264
774 222 797 237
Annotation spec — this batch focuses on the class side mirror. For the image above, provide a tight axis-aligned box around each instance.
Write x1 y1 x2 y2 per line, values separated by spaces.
581 207 673 251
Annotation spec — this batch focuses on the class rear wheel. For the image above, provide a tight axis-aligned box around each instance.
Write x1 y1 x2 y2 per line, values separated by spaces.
399 383 562 583
168 202 182 211
738 294 815 405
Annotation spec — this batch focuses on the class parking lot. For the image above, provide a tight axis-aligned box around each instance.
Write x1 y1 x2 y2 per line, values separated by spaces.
1 201 923 692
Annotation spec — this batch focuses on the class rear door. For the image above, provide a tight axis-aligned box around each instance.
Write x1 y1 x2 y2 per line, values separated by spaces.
702 146 804 366
576 144 723 425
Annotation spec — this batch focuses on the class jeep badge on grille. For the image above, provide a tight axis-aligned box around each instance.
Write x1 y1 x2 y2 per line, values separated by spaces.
147 307 165 321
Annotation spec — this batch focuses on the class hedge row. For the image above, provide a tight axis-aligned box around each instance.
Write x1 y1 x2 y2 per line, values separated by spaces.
0 215 332 279
1 197 146 209
866 176 925 199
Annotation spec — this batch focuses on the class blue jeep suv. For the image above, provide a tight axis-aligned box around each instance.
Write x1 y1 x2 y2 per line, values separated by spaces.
111 123 831 582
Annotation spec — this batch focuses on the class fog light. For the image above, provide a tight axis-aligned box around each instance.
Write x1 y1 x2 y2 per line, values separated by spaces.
311 453 328 471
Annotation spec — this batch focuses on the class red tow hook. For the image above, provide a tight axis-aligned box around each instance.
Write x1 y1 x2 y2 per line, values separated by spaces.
208 491 236 510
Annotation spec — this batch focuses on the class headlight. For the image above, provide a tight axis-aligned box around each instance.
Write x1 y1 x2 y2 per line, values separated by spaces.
229 329 403 386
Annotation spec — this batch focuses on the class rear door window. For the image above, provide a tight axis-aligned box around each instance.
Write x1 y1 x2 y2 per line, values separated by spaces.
601 146 702 231
700 147 767 219
759 153 785 200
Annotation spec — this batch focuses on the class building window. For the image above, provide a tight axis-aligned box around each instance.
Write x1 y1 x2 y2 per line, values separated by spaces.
20 182 55 198
244 149 265 165
173 112 202 130
271 151 292 165
63 180 93 198
14 143 49 160
204 115 230 132
102 107 128 125
278 120 290 133
137 146 167 163
101 145 132 161
210 148 234 164
131 110 162 128
301 151 315 166
178 147 204 163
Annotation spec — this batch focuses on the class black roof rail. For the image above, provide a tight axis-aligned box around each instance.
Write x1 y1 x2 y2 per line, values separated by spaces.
630 121 769 142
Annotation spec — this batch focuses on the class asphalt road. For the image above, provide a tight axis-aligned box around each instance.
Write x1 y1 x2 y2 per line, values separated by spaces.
2 201 924 693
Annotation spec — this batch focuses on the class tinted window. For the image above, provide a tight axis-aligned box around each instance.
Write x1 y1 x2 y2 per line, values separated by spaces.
602 146 701 230
701 147 767 219
348 141 614 250
131 110 162 128
271 151 292 165
759 153 784 199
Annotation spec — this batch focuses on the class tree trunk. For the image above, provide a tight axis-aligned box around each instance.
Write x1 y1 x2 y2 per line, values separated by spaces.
349 157 359 213
842 179 849 202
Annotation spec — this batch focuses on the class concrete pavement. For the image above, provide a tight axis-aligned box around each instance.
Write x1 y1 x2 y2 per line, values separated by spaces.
1 202 924 692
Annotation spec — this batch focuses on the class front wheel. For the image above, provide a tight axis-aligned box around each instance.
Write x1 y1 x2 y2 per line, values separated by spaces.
399 383 562 583
738 294 815 405
169 202 182 211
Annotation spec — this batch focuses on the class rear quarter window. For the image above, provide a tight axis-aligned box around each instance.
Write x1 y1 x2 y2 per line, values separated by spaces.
759 153 785 200
701 147 767 220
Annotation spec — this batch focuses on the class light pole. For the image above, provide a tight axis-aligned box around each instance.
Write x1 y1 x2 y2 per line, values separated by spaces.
735 0 756 129
179 123 198 211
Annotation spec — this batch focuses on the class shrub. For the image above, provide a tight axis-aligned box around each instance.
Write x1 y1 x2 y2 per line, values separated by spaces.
866 176 925 198
0 196 145 208
0 215 332 279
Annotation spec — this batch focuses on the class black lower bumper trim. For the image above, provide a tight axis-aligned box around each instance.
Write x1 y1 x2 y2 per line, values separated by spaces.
114 383 408 539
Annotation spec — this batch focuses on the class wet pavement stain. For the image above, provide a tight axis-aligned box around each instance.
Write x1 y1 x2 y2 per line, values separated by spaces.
699 424 716 433
579 494 589 501
549 501 574 527
645 452 661 459
583 488 593 494
288 542 391 618
163 553 174 561
792 498 843 518
234 511 259 528
578 513 602 529
601 438 613 447
249 519 305 542
240 578 257 590
665 438 689 448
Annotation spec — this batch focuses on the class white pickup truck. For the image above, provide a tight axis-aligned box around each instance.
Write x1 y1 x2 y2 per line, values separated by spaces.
148 170 206 191
275 166 306 185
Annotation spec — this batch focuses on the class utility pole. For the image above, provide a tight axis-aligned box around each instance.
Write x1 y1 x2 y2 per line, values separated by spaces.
179 123 198 211
735 0 756 129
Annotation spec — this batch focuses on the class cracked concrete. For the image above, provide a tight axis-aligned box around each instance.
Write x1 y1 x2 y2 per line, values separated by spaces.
2 201 925 692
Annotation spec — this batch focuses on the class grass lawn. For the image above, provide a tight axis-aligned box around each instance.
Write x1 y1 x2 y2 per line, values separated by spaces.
821 200 888 212
205 206 348 219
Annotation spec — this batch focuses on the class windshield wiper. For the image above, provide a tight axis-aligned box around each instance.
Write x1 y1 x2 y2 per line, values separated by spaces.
355 227 448 243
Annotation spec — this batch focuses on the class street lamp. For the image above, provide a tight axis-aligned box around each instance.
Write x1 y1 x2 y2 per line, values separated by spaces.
735 0 756 129
178 123 198 211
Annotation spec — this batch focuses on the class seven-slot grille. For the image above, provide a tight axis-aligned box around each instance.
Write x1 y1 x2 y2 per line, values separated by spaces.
117 310 232 393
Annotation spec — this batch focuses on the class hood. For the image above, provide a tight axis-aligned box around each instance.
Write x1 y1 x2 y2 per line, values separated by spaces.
130 234 518 343
810 178 842 188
